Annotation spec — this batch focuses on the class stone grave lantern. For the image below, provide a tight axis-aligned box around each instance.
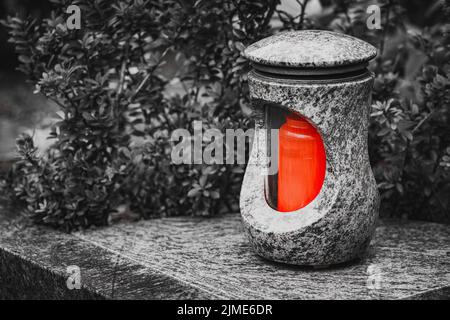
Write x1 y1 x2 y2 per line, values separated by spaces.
240 30 380 266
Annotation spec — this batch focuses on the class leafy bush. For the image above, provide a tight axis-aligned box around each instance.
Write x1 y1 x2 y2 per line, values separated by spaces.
1 0 449 230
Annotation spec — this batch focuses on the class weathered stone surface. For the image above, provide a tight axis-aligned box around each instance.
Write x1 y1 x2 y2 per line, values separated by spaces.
0 214 448 299
243 30 377 69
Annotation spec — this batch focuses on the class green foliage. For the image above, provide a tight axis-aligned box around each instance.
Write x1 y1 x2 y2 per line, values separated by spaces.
369 22 450 222
1 0 449 229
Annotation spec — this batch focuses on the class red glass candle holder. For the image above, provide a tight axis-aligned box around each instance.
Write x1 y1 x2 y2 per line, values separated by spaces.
278 113 326 212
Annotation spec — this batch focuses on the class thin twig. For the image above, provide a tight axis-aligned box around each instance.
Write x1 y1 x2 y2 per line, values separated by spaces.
298 0 310 29
131 47 171 100
379 0 391 57
412 111 434 133
260 0 278 31
117 44 130 100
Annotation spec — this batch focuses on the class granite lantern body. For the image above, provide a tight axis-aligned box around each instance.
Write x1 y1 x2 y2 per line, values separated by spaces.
240 30 380 266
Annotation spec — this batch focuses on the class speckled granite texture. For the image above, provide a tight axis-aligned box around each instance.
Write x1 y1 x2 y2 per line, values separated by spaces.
241 71 379 266
0 214 448 299
241 30 379 266
243 30 377 69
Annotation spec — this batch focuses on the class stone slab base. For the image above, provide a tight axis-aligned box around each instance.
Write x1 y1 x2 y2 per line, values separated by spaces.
0 214 448 299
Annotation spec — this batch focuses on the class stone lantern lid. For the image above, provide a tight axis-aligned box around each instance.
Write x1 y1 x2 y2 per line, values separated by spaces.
243 30 377 76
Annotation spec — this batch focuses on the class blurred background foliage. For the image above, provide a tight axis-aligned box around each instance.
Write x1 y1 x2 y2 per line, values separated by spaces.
0 0 448 230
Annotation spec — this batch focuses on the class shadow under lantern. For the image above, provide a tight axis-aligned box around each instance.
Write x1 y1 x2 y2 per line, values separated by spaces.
240 30 380 266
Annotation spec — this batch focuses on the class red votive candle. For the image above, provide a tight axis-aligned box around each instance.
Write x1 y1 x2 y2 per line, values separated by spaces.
278 113 326 212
